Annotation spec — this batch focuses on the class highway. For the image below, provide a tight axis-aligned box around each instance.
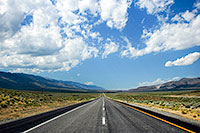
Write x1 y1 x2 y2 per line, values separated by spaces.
22 96 191 133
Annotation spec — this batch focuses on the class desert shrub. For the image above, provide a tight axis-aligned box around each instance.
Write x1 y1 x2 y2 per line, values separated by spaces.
182 110 188 114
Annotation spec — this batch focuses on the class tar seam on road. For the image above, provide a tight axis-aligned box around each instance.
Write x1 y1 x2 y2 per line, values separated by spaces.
120 102 195 133
23 100 96 133
102 97 106 125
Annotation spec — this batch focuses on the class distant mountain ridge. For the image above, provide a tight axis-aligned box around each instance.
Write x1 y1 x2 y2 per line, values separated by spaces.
129 77 200 92
0 71 105 92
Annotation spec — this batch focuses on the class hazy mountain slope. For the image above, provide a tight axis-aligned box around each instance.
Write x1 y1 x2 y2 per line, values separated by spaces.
129 77 200 92
60 81 105 90
0 71 105 92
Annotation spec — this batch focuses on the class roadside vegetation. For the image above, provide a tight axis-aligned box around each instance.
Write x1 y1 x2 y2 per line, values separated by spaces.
106 91 200 121
0 88 100 124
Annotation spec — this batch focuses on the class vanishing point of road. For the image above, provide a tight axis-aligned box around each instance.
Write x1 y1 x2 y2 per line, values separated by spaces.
22 95 192 133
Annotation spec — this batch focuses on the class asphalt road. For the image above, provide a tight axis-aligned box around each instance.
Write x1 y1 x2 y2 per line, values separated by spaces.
23 96 189 133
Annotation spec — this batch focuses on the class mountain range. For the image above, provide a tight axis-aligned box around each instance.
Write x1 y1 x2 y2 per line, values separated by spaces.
129 77 200 92
1 71 199 93
0 71 105 93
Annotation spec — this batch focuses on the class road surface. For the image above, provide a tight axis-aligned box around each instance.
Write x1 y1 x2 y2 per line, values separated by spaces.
23 96 191 133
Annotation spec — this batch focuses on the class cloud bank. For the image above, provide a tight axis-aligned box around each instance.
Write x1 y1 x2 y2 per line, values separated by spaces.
139 77 180 86
0 0 132 73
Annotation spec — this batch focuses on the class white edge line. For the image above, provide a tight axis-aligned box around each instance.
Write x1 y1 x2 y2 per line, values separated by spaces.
23 101 95 133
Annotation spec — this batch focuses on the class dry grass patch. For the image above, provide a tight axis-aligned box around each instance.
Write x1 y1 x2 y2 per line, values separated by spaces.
0 88 100 124
106 90 200 121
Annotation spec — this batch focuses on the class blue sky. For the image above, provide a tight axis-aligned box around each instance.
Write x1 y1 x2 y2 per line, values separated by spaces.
0 0 200 90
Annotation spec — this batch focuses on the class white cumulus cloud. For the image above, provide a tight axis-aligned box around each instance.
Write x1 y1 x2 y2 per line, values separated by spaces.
121 9 200 58
99 0 132 29
135 0 174 14
182 10 196 22
78 0 100 16
102 40 119 58
194 1 200 9
85 81 94 85
165 52 200 67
